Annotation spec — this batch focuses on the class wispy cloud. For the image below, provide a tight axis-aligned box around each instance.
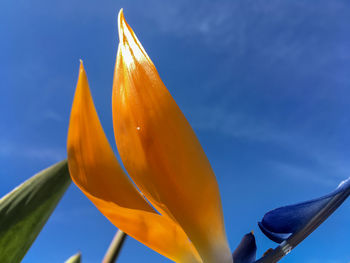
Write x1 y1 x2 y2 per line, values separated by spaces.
51 206 96 224
189 104 349 186
141 1 247 50
189 105 289 143
306 259 346 263
41 110 63 122
269 161 342 187
138 0 348 53
0 140 65 162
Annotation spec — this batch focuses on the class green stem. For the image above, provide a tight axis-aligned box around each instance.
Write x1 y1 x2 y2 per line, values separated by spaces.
102 230 127 263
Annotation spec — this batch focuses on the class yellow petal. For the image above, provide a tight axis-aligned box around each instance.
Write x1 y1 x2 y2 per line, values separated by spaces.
67 61 200 263
112 10 232 263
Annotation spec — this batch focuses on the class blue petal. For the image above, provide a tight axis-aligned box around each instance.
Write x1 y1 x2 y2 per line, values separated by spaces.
232 232 257 263
258 221 291 243
259 177 350 243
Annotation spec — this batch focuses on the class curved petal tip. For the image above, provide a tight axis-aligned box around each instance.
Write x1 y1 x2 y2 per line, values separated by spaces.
232 232 257 263
258 177 350 243
258 221 291 244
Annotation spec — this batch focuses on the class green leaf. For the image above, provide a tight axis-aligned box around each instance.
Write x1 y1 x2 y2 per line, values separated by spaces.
65 252 81 263
0 160 71 262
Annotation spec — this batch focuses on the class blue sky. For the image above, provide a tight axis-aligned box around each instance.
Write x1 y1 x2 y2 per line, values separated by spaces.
1 0 350 262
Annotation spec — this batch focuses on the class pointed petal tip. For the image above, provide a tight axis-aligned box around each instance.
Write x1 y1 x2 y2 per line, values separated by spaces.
79 60 85 73
77 61 88 87
118 8 124 18
117 8 126 43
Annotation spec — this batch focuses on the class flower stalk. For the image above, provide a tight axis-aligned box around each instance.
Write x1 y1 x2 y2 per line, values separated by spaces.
102 230 127 263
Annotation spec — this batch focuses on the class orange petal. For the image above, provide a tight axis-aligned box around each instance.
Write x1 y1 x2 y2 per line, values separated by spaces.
112 10 232 263
67 61 201 263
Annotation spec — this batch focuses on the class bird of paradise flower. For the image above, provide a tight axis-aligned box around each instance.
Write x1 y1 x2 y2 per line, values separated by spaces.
67 9 349 263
